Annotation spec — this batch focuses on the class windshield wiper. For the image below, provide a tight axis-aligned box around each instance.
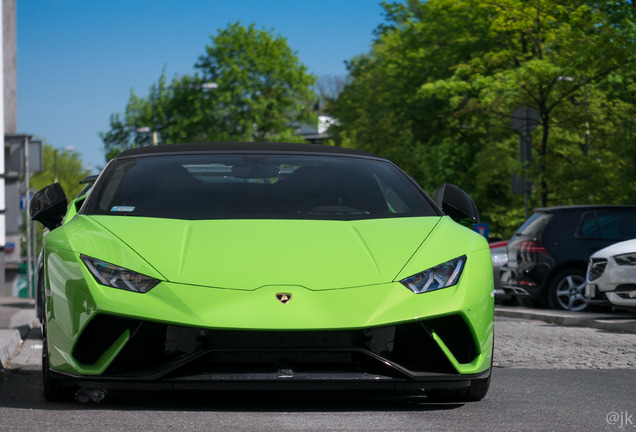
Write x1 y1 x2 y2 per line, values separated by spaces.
306 206 369 215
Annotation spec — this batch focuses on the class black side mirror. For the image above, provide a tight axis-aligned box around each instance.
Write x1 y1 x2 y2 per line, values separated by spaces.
30 183 68 230
434 184 479 227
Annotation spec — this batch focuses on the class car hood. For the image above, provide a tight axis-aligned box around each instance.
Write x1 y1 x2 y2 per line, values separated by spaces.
87 216 441 290
591 238 636 259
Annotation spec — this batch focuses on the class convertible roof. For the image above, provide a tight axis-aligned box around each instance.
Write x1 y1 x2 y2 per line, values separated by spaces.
116 142 382 159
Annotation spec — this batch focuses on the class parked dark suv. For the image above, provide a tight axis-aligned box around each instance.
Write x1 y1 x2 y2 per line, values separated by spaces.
500 206 636 311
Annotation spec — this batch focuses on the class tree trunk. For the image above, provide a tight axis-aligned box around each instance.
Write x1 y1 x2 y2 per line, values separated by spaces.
539 111 549 207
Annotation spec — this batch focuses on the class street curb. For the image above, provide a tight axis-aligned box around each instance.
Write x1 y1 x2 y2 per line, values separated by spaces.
0 299 38 369
9 308 39 333
495 307 636 334
0 329 21 369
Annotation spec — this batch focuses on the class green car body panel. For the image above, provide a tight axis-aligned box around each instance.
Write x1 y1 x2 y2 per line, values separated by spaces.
43 213 493 376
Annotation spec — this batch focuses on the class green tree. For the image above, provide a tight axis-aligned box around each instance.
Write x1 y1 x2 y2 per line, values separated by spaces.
195 22 317 142
331 0 636 238
29 145 91 255
421 0 636 208
101 22 317 160
31 145 91 198
330 0 517 236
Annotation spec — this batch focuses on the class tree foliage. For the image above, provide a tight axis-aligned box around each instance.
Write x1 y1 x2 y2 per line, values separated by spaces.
31 145 91 198
101 22 317 160
329 0 636 238
195 22 317 141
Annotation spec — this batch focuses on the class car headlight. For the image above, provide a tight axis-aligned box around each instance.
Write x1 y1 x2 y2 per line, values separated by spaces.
80 255 160 293
400 256 466 294
614 253 636 266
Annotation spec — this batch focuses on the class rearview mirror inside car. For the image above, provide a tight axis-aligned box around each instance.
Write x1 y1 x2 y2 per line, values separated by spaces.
434 183 479 227
231 164 280 179
30 183 68 231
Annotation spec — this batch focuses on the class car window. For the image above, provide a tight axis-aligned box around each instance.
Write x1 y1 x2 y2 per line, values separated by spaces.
577 210 636 240
374 173 414 213
515 212 550 235
82 154 437 221
578 212 598 238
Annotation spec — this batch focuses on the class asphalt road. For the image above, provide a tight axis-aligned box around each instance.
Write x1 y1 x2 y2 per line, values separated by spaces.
1 317 635 432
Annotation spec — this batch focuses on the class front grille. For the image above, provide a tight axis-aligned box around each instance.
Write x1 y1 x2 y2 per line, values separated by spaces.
615 284 636 292
73 313 479 380
73 315 143 365
615 285 636 299
588 258 608 281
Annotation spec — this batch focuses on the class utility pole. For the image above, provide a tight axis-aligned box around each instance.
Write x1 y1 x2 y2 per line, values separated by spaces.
511 106 540 219
0 0 6 293
24 135 32 297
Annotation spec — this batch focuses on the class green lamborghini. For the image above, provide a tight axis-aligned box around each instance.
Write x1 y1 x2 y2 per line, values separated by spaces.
30 142 494 402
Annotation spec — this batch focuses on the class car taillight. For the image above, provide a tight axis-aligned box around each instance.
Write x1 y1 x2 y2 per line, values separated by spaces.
489 241 509 249
517 240 548 254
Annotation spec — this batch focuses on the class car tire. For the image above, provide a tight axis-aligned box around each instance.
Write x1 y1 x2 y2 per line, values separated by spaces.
35 259 45 323
426 338 493 403
547 268 588 312
42 323 74 402
426 373 491 403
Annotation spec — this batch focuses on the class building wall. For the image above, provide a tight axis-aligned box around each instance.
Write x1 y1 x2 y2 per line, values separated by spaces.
3 0 16 135
2 0 17 296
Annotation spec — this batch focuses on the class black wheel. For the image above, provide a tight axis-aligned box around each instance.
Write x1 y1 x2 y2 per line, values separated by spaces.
547 268 588 312
426 373 491 402
427 340 493 403
42 323 75 402
35 257 45 322
466 373 491 400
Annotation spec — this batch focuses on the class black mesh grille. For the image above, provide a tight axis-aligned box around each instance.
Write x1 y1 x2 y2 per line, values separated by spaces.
588 258 608 281
424 315 478 364
73 315 142 365
74 313 479 379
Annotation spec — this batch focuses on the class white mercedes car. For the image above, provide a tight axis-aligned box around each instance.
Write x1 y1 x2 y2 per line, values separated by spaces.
586 239 636 312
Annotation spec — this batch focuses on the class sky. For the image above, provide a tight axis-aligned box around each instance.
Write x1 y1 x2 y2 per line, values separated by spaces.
17 0 388 173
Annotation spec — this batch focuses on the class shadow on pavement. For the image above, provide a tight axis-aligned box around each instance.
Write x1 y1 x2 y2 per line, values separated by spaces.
0 372 467 412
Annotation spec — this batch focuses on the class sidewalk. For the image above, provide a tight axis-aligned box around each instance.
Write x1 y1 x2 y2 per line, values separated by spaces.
495 305 636 334
0 297 38 369
1 297 635 369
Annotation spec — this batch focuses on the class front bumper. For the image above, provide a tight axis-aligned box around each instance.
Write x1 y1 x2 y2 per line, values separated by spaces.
52 315 492 392
586 281 636 308
583 284 611 306
606 289 636 308
586 258 636 307
44 248 494 390
50 370 491 392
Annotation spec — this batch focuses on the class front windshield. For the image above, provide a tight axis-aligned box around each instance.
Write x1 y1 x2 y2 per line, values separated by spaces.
81 154 437 221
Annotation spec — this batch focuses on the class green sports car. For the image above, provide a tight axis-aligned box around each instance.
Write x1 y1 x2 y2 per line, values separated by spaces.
30 142 494 402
